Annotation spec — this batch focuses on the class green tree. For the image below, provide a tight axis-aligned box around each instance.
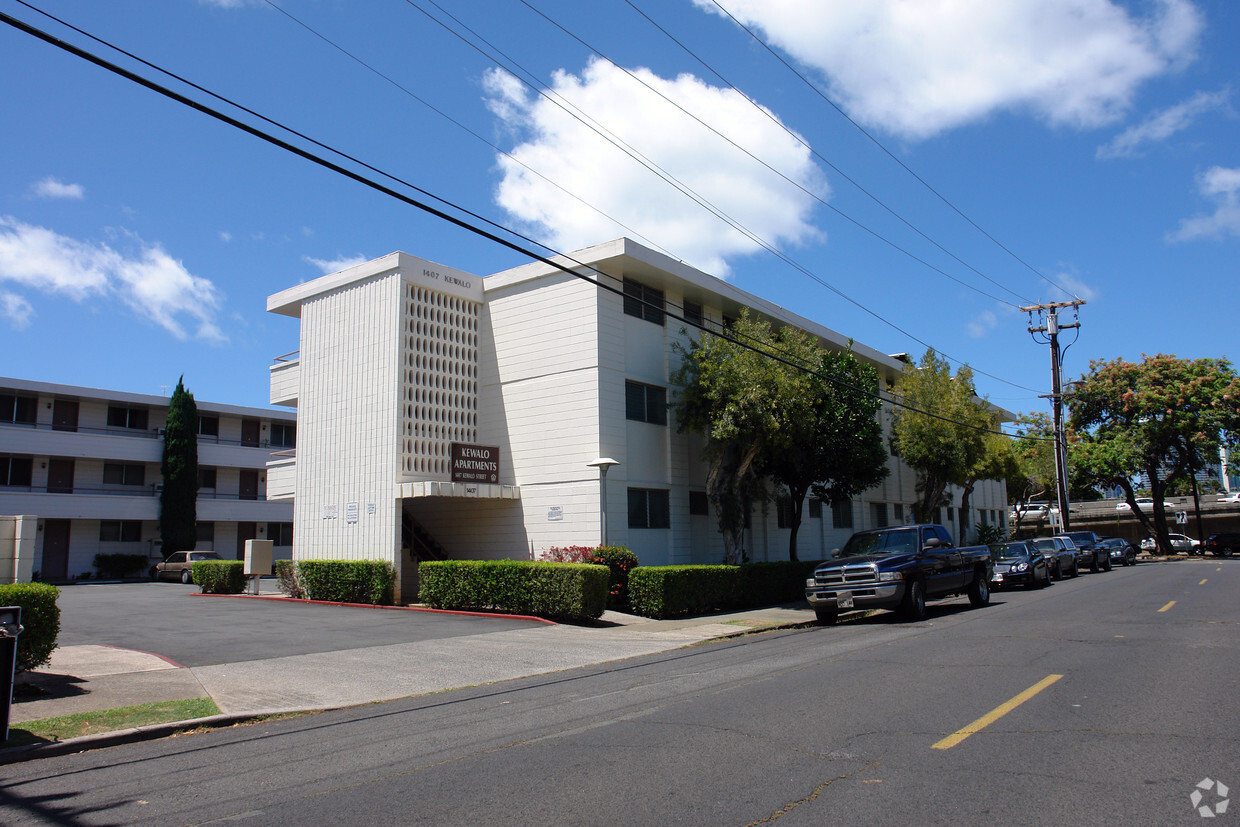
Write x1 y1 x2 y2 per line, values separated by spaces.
960 428 1021 541
1068 354 1240 553
889 349 993 526
160 376 199 553
761 347 889 561
672 310 888 563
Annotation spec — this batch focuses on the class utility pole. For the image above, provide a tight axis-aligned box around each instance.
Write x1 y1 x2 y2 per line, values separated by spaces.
1023 300 1085 533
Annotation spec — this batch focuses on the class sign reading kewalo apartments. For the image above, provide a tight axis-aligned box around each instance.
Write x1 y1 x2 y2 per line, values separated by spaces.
450 443 500 484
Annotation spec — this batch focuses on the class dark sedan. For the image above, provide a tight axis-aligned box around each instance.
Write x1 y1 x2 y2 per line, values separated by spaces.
1030 537 1078 579
989 541 1051 590
1098 537 1137 567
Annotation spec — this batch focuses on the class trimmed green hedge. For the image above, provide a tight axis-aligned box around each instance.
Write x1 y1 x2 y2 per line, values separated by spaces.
92 553 149 580
628 560 823 619
0 582 61 673
419 560 608 621
297 560 395 605
193 560 247 594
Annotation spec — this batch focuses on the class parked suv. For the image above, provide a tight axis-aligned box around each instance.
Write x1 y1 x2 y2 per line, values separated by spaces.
1030 536 1078 579
1056 531 1111 572
1203 533 1240 558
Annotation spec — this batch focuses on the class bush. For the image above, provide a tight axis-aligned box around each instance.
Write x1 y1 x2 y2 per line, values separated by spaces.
297 560 395 605
589 546 639 609
0 583 61 673
628 565 743 619
419 560 608 621
92 553 149 580
737 560 822 607
193 560 247 594
273 559 306 599
542 546 597 564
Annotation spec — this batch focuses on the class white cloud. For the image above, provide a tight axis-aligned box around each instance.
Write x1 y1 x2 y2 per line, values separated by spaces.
219 231 233 243
1097 88 1230 158
483 58 826 276
966 310 998 338
693 0 1203 140
305 254 369 274
1169 166 1240 241
0 216 225 341
31 177 85 200
0 292 33 329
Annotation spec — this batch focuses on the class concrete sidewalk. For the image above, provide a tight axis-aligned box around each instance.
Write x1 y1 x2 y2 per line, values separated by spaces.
7 595 818 755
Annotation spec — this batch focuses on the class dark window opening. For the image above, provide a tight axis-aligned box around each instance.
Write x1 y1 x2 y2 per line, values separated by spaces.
623 278 665 326
628 488 670 529
625 381 667 425
689 491 708 516
107 405 149 430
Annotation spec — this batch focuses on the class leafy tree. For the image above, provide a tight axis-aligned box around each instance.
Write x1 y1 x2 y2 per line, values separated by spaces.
761 347 889 561
160 376 199 553
672 310 888 562
889 349 993 526
959 428 1021 541
1068 354 1240 553
1005 413 1055 532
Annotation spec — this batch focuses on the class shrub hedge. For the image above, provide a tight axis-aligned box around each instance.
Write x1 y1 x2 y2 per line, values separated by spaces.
0 582 61 673
628 560 822 619
590 546 639 609
193 560 247 594
297 560 395 605
92 553 149 580
419 560 608 621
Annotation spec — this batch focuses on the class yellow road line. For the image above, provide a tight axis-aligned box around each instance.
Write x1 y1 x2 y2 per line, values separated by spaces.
1200 579 1208 585
932 674 1063 750
1158 601 1176 613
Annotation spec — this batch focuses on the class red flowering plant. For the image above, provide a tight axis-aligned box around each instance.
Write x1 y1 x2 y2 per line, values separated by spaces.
541 545 639 609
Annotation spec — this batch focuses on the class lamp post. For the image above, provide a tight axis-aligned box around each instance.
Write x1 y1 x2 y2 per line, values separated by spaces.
587 457 620 546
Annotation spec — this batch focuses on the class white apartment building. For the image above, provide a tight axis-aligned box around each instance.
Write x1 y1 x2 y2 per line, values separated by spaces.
0 377 295 581
267 238 1009 602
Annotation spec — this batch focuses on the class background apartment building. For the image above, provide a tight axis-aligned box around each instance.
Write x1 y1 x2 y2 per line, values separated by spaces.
0 377 295 581
267 238 1009 603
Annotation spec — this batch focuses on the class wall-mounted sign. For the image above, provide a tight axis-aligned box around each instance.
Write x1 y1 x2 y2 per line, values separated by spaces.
367 502 376 515
346 502 359 524
547 506 563 522
451 443 500 484
322 505 338 520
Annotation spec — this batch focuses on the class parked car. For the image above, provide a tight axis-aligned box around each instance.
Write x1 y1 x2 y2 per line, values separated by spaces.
1203 533 1240 557
150 551 223 584
989 541 1051 590
1116 497 1172 512
1097 537 1137 567
1140 533 1200 554
1218 493 1240 504
1056 531 1111 572
1030 536 1078 579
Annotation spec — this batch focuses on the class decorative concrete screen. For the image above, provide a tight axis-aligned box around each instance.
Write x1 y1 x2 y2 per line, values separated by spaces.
402 282 481 478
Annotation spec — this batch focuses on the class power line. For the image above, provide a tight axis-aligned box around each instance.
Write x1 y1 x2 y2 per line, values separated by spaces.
0 6 1039 440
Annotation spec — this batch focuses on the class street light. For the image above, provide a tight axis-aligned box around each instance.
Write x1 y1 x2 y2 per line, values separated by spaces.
587 457 620 546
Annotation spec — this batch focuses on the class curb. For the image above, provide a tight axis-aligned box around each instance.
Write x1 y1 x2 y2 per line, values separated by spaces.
192 592 557 625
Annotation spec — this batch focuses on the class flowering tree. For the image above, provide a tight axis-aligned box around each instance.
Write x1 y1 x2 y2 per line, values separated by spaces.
1068 354 1240 552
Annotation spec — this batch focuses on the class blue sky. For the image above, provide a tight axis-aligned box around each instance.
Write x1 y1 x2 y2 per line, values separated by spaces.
0 0 1236 418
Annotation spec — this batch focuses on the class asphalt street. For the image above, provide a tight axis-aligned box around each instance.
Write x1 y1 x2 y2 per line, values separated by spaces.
3 559 1237 825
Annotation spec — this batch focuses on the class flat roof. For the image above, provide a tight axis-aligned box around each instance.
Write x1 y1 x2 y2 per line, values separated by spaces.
0 376 295 420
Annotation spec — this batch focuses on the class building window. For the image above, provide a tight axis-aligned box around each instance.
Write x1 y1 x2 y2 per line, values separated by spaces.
103 463 146 486
99 520 141 542
684 300 703 327
198 415 220 437
198 467 217 489
196 522 215 544
689 491 708 516
107 405 149 430
0 456 33 487
0 394 37 425
776 498 794 529
270 422 296 448
871 502 888 528
808 498 823 520
893 503 905 524
832 498 853 529
623 278 665 326
269 522 294 546
625 381 667 425
628 488 670 529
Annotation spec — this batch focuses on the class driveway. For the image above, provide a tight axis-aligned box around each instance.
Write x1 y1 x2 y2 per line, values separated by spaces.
52 582 547 667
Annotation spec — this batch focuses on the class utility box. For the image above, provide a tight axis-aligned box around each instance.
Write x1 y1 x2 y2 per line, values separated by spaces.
0 606 21 744
244 540 274 577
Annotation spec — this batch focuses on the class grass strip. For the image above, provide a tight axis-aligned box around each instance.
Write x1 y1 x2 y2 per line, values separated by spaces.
3 697 220 748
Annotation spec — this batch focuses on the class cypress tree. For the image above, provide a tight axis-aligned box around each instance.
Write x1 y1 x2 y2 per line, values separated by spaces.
160 376 199 553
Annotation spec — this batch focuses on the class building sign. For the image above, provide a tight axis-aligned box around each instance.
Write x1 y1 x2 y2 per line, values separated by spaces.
346 502 359 524
547 506 563 522
451 443 500 484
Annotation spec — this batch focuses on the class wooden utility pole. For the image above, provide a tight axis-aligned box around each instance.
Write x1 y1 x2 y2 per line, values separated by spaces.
1023 300 1085 532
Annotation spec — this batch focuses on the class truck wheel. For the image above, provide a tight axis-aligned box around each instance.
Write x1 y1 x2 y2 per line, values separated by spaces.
900 579 927 621
1090 555 1100 573
814 608 838 625
967 569 991 607
1102 555 1112 572
1070 561 1079 578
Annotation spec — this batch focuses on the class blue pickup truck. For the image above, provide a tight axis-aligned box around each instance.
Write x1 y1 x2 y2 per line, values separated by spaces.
805 524 993 623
